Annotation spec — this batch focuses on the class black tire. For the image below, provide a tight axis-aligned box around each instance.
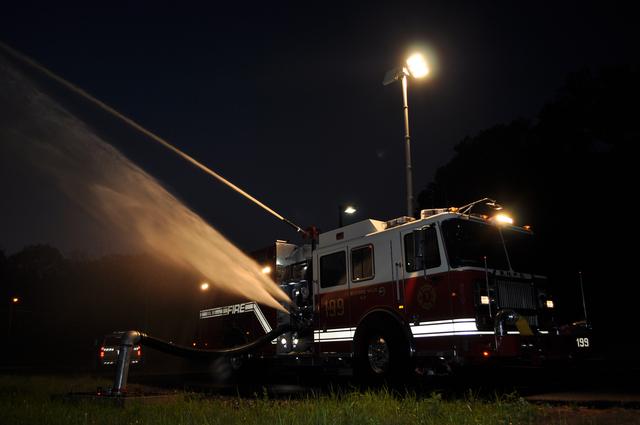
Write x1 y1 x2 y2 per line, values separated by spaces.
353 316 411 385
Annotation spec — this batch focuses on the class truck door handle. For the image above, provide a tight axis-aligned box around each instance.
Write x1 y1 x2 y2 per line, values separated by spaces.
394 262 402 301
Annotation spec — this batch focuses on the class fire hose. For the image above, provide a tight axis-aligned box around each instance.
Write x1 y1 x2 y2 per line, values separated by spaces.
111 324 294 395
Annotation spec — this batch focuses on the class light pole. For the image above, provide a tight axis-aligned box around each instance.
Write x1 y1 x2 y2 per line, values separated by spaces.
338 205 357 227
383 52 429 217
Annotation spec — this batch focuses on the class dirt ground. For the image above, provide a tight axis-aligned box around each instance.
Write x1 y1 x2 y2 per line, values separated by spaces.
543 406 640 425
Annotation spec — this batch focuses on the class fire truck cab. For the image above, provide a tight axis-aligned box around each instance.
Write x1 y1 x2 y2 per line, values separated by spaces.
197 204 591 380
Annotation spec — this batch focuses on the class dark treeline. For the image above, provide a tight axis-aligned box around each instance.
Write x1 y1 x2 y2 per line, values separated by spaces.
417 65 638 358
0 245 209 370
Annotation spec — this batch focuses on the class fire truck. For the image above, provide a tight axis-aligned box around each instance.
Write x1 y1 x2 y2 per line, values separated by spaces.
195 199 591 381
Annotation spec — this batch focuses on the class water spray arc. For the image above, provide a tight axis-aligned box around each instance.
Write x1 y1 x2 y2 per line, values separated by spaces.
0 41 306 236
1 42 308 394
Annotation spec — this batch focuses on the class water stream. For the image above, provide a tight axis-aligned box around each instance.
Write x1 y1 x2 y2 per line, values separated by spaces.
0 56 289 311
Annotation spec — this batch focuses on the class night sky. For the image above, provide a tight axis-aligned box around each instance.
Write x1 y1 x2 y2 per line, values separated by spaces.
1 1 637 254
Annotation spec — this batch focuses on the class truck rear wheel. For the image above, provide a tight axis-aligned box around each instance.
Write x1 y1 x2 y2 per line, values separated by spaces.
354 317 411 385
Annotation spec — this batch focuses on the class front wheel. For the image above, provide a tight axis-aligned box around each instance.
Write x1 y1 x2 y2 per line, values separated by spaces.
367 335 391 375
354 319 411 385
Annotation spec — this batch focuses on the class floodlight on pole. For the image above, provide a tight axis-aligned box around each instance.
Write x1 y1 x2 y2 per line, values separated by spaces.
406 53 429 78
383 51 430 217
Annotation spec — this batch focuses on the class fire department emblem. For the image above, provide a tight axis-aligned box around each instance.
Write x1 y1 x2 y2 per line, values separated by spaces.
417 284 436 310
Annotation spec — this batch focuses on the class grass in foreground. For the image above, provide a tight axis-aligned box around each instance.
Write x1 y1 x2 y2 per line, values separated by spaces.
0 375 634 425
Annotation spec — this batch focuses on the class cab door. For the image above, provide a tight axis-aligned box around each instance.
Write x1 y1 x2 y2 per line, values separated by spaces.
399 224 452 324
315 248 353 349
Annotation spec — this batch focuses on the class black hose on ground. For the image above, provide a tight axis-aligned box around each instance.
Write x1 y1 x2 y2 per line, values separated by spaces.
111 324 293 394
140 324 293 358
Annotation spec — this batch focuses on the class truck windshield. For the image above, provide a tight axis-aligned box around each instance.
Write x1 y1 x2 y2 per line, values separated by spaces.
441 218 540 273
501 228 540 274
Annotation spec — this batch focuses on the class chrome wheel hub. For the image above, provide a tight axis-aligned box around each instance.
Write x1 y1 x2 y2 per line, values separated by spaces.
367 336 390 374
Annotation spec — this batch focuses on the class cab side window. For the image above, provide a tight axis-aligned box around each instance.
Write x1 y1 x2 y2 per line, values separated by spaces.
320 251 347 288
404 227 441 272
351 245 374 281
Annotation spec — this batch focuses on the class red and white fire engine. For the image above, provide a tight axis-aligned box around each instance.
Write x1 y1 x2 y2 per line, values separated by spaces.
195 199 591 380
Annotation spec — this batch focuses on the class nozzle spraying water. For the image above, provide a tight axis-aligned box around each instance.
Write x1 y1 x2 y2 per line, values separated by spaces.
0 41 307 236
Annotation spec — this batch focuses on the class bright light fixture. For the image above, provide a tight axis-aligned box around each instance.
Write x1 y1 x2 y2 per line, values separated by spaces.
200 282 210 291
262 265 272 274
406 53 429 78
344 206 357 214
546 300 554 309
12 297 19 303
493 214 514 225
480 295 490 305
